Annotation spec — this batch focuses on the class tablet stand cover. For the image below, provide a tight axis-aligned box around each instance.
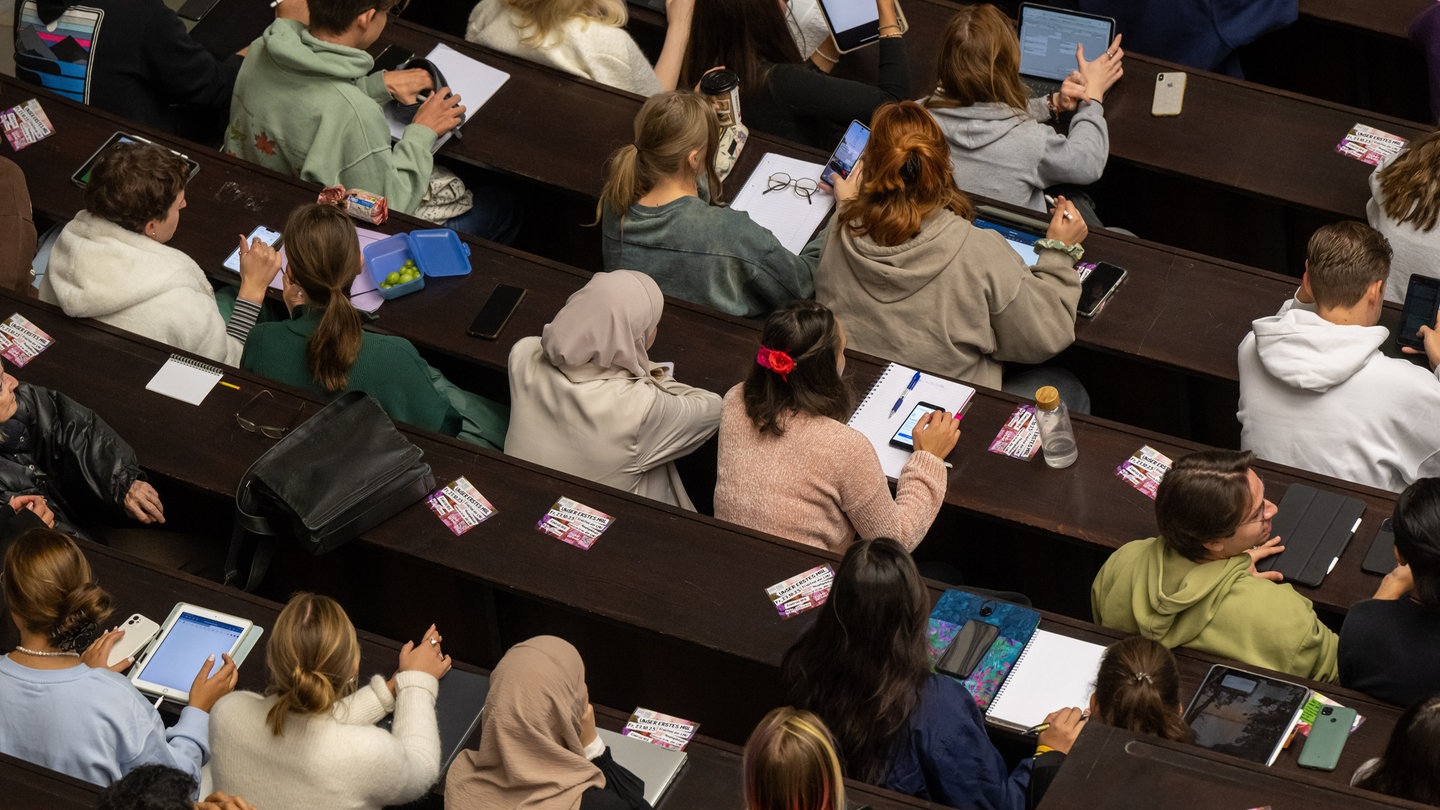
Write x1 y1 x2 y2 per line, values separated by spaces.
1256 484 1364 587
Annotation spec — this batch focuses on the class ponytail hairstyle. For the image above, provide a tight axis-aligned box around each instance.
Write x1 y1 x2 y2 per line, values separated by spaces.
743 707 846 810
282 204 364 392
927 4 1031 114
264 592 361 736
1 528 112 653
841 101 974 246
1377 129 1440 234
504 0 627 47
1092 636 1192 743
1354 693 1440 804
596 91 722 223
742 300 852 437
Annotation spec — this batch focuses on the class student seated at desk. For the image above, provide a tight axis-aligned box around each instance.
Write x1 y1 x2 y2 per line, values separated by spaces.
1352 694 1440 805
0 529 237 794
1090 637 1192 743
816 101 1089 406
743 707 845 810
924 4 1121 224
1091 449 1344 682
466 0 692 96
1340 477 1440 706
1368 130 1440 304
714 302 958 552
241 204 508 449
506 270 721 509
599 91 820 318
783 538 1085 809
209 593 449 810
681 0 909 149
1237 222 1440 493
226 0 519 241
40 142 283 367
446 635 651 810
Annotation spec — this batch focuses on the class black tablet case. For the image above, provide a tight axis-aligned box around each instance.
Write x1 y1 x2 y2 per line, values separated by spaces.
1256 484 1365 587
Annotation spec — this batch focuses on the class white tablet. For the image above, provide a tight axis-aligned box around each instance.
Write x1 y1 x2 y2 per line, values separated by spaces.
129 603 253 703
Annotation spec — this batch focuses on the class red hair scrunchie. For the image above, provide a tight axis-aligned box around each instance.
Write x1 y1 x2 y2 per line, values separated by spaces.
756 346 796 381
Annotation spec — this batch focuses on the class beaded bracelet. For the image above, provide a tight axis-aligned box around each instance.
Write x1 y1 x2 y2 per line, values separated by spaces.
1034 238 1084 261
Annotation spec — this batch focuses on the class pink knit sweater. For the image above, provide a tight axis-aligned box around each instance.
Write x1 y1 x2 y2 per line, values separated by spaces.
713 385 948 552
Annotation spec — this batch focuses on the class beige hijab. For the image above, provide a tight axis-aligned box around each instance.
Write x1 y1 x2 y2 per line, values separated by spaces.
540 270 663 380
445 636 605 810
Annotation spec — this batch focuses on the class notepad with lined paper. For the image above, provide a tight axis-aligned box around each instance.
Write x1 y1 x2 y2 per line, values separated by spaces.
144 355 223 406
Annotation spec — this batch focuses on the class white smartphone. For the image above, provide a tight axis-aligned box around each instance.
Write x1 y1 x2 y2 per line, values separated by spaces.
1152 72 1188 117
107 613 161 669
223 225 282 273
129 603 252 703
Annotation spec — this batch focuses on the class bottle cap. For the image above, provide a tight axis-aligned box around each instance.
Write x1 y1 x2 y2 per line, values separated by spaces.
1035 386 1060 411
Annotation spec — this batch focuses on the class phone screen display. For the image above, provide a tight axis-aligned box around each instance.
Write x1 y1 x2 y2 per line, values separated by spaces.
468 284 526 339
223 226 282 273
890 401 941 449
822 120 870 184
1399 274 1440 349
137 613 243 693
1078 262 1126 316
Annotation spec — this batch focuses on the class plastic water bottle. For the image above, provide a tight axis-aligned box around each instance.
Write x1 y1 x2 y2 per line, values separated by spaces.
1035 386 1078 469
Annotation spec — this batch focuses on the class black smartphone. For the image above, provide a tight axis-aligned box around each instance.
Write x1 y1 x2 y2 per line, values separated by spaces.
1362 517 1397 575
1078 261 1127 318
467 284 526 339
937 620 999 679
370 45 415 75
889 401 942 450
1398 274 1440 350
821 120 869 184
176 0 221 20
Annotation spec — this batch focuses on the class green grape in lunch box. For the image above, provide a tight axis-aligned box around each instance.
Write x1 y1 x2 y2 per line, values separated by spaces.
379 258 422 289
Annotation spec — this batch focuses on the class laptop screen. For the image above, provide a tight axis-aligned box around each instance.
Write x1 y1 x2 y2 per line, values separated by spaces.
1018 5 1114 81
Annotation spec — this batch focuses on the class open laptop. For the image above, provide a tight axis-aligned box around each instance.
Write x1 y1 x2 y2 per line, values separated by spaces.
378 668 489 772
1017 3 1115 96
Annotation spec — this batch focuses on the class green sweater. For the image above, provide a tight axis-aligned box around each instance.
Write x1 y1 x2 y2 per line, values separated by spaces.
1091 536 1339 683
225 18 435 213
240 307 461 436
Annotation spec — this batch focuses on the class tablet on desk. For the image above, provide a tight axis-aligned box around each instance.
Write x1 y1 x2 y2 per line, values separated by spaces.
71 132 200 188
129 603 253 704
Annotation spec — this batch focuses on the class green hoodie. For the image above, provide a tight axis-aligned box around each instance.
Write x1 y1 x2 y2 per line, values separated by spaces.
225 18 435 213
1092 536 1338 683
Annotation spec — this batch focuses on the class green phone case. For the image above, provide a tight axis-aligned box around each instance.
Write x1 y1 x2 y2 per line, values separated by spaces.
1297 706 1357 771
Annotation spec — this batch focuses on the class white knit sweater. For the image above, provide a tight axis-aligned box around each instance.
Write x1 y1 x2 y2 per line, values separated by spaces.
208 672 441 810
465 0 663 96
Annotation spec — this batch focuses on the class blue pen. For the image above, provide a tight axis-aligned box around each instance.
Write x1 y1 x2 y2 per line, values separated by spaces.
889 371 923 416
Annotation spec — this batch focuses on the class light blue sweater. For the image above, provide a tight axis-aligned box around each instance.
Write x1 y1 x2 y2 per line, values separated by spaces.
0 656 210 792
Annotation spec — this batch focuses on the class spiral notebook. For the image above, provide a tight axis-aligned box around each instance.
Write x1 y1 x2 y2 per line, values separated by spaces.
145 355 224 406
984 630 1107 732
846 363 976 479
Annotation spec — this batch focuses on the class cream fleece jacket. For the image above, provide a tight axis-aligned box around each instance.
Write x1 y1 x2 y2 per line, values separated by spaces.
40 211 243 365
209 672 441 810
465 0 663 96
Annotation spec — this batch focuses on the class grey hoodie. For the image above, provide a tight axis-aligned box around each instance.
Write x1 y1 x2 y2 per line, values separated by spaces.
927 98 1108 213
815 209 1079 389
1238 300 1440 492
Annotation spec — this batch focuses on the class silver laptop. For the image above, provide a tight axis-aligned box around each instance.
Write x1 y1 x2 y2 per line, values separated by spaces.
1017 3 1115 97
598 727 688 806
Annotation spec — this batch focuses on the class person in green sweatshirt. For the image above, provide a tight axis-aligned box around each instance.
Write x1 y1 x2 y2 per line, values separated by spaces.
225 0 518 242
1091 449 1403 684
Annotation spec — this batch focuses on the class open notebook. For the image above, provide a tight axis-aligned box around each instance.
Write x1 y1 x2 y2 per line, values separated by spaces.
984 630 1107 732
847 363 976 479
729 152 835 254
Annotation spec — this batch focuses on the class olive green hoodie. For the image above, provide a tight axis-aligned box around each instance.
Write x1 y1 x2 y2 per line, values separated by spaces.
1092 536 1338 683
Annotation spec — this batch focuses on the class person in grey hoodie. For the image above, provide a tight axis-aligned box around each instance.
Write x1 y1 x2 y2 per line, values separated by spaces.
924 4 1122 218
1238 221 1440 493
816 101 1086 398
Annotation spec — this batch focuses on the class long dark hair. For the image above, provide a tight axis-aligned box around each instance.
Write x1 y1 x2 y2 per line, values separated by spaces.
1393 478 1440 607
682 0 803 92
1355 694 1440 804
283 204 364 392
781 538 931 782
1092 637 1192 743
743 301 852 437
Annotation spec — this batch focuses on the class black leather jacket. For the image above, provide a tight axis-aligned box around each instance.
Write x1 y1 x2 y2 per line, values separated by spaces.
0 383 144 530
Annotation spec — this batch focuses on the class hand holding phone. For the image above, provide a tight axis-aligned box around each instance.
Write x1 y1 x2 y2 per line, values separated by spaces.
224 226 282 273
105 614 161 669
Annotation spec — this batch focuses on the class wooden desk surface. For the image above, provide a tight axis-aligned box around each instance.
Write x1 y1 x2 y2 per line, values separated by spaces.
1299 0 1430 39
1038 724 1424 810
0 293 1405 781
0 754 101 809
